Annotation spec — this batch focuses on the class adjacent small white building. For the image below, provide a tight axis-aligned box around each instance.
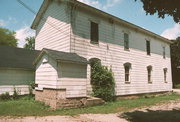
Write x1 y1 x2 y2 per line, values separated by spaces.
31 0 173 108
0 46 39 95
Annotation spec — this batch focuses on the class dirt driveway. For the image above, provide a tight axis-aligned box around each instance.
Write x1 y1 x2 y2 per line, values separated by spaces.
1 100 180 122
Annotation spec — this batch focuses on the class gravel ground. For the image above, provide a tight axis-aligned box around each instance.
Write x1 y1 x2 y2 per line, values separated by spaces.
0 100 180 122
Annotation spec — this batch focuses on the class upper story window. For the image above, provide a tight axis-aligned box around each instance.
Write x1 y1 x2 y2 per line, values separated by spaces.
163 68 167 83
146 40 151 55
90 21 99 44
124 62 131 83
163 46 166 59
147 65 152 83
124 33 129 50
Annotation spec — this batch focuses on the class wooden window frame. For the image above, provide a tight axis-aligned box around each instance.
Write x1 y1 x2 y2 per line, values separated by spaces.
124 62 131 83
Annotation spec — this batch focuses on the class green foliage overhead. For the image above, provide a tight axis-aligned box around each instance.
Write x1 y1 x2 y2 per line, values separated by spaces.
0 27 17 47
24 36 35 50
135 0 180 23
90 59 115 102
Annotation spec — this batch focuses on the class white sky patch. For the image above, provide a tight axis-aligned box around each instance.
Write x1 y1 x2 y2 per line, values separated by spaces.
77 0 123 9
77 0 101 9
161 24 180 40
15 26 35 48
7 17 18 24
0 19 6 26
0 17 17 27
103 0 123 9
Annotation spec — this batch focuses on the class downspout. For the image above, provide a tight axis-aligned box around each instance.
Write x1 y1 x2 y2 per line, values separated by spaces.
69 0 77 53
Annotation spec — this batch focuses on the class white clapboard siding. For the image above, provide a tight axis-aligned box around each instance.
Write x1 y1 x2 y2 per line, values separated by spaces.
35 1 71 52
35 54 58 90
0 85 30 95
0 68 35 86
57 62 87 98
70 8 172 96
57 78 87 98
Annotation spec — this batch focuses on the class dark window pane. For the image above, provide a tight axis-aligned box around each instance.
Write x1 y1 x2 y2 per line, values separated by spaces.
125 74 129 81
91 22 99 43
146 40 150 55
163 47 166 59
164 69 167 82
147 68 151 82
125 66 129 81
124 33 129 49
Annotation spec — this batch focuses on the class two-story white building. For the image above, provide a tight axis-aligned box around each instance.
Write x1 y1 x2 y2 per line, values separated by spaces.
32 0 173 109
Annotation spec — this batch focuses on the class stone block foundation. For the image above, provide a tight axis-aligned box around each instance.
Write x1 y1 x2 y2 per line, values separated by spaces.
35 88 104 109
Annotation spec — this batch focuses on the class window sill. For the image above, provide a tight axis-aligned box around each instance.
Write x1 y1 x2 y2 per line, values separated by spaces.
124 48 130 51
148 81 152 84
164 81 168 83
125 81 131 84
90 41 99 45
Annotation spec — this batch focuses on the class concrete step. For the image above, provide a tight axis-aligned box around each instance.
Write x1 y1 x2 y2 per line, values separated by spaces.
173 89 180 94
84 97 105 107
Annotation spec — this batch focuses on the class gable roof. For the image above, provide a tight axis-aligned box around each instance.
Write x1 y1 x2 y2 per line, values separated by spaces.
0 46 40 70
31 0 172 44
34 48 88 64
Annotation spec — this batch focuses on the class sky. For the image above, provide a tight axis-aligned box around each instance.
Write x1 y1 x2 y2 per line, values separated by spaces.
0 0 180 47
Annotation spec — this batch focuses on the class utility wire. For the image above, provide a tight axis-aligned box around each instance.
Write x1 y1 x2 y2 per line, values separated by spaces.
16 0 71 37
17 0 36 14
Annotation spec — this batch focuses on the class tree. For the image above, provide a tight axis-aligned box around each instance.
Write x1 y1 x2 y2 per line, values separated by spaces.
0 27 17 47
171 37 180 86
135 0 180 23
171 37 180 67
24 36 35 50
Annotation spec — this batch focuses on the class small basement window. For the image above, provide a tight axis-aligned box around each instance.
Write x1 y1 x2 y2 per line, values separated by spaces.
90 21 99 43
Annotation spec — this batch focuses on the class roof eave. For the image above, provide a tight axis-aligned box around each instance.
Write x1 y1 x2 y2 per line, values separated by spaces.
31 0 51 30
57 59 88 64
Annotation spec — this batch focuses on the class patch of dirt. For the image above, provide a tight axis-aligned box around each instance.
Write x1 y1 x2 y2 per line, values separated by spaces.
1 100 180 122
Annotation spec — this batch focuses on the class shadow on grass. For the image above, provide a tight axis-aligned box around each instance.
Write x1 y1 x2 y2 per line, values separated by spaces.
120 109 180 122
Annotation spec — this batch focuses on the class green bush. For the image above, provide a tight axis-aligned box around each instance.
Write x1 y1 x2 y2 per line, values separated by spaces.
29 81 35 89
174 84 180 89
28 81 35 97
0 92 11 100
12 88 19 100
90 59 115 102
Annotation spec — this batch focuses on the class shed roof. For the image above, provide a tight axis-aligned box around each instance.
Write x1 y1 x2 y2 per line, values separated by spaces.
0 46 40 70
34 48 88 64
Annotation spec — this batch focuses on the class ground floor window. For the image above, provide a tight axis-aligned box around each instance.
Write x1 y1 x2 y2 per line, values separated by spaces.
164 68 167 83
124 62 131 82
147 65 152 83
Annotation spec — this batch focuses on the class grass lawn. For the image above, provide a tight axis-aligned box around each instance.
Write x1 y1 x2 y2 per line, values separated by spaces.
0 93 180 116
